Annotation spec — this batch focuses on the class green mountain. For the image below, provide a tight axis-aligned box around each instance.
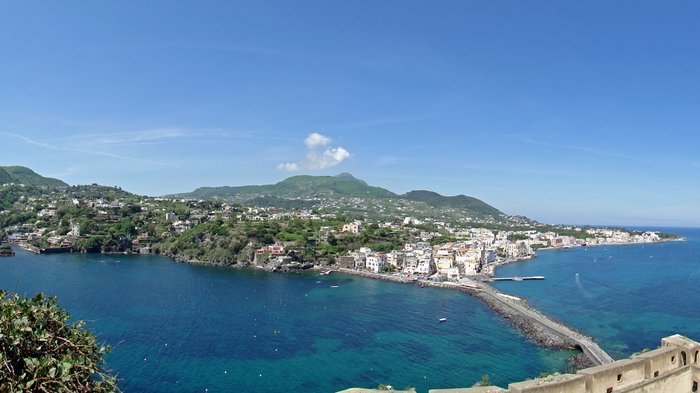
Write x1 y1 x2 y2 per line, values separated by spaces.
174 173 513 222
402 190 505 219
0 167 15 185
183 173 396 200
0 166 68 187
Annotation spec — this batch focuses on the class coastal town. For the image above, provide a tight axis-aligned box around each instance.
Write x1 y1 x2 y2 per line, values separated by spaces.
0 181 674 283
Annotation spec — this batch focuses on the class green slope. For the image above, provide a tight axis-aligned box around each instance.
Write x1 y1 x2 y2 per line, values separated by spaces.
402 190 504 219
0 167 15 185
184 173 396 199
0 166 68 187
175 174 512 222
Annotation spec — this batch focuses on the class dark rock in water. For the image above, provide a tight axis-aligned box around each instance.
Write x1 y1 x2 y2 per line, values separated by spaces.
568 352 596 371
0 244 15 257
273 262 316 272
468 289 578 349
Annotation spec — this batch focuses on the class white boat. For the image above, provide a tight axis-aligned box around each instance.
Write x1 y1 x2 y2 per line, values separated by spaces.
330 285 339 288
439 318 447 323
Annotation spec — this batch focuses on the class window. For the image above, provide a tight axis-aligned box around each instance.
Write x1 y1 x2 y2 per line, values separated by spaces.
654 371 659 377
672 356 676 363
607 387 613 393
617 373 622 382
693 381 698 393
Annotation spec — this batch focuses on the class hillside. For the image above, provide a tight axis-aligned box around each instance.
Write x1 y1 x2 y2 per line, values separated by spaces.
403 190 505 220
181 173 396 200
0 167 15 185
0 166 68 187
173 173 516 223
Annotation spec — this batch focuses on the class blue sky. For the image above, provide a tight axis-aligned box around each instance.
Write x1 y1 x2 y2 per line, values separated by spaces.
1 1 699 227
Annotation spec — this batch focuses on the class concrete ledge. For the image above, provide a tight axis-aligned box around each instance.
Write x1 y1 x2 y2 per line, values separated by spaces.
509 373 586 393
336 389 415 393
429 387 506 393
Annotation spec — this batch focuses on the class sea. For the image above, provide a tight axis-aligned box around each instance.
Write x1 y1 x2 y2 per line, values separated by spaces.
492 227 700 360
0 227 697 392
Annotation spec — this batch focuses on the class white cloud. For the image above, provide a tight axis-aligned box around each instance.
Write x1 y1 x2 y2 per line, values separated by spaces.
276 162 299 171
304 132 332 148
305 147 351 170
278 133 351 172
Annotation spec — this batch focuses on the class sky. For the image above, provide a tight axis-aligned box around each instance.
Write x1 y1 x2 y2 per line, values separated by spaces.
1 1 699 227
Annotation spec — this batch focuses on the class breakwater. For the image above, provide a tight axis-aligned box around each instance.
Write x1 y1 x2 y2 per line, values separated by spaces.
336 269 613 366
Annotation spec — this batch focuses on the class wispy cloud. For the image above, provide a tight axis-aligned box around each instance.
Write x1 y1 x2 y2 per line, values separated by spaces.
1 132 168 166
59 128 229 147
277 132 351 172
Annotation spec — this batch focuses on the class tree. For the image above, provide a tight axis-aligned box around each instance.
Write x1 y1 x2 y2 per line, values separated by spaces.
0 291 119 392
473 374 491 387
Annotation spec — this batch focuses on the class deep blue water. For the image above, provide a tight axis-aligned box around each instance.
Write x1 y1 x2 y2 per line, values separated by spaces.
493 227 700 360
0 248 571 393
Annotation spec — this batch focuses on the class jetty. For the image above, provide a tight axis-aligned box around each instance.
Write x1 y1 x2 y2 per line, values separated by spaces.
472 284 614 365
335 268 614 366
488 275 544 282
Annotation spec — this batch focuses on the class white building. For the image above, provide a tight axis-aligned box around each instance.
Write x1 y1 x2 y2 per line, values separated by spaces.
365 253 387 273
415 257 434 275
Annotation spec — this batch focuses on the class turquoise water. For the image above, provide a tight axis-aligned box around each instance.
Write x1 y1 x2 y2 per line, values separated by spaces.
0 248 571 392
493 227 700 360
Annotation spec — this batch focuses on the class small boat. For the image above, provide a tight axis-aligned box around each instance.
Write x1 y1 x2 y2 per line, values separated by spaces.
439 318 447 323
330 285 339 288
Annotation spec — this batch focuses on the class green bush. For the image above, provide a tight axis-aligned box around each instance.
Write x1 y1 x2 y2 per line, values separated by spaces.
0 291 119 392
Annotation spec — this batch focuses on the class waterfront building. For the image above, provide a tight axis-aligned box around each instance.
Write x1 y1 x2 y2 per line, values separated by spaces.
365 253 387 273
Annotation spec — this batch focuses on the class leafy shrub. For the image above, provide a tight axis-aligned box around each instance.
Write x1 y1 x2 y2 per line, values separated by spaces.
0 291 119 392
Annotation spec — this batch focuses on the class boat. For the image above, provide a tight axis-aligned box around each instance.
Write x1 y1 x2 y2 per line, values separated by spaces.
439 318 447 323
330 285 339 288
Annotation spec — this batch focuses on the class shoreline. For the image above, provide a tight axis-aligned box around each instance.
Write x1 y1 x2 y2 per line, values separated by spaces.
10 238 677 367
484 238 682 277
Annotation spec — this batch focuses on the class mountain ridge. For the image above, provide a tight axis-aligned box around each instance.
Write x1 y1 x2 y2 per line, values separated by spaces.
0 166 68 187
172 173 512 222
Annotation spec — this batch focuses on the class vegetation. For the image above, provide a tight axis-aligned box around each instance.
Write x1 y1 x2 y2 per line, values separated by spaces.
181 173 396 200
402 190 504 220
175 173 512 223
0 291 118 392
473 374 491 387
0 166 68 187
0 166 681 267
508 233 530 241
0 168 15 185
